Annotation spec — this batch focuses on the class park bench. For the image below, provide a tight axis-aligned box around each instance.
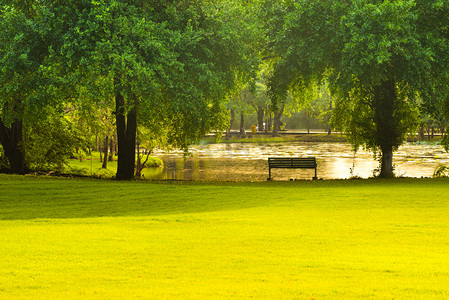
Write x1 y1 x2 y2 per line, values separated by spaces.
268 157 317 180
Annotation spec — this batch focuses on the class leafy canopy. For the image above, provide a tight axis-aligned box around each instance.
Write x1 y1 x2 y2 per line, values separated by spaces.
267 0 449 151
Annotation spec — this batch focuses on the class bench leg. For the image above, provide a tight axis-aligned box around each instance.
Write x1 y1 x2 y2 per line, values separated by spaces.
268 168 272 181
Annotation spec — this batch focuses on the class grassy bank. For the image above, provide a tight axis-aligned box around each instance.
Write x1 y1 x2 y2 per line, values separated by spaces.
201 133 348 144
61 152 162 178
1 175 449 299
202 132 443 144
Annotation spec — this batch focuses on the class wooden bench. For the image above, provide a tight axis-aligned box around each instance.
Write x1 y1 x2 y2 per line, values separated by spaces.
268 157 317 180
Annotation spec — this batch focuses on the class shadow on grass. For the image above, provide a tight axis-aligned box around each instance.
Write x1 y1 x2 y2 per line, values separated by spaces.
1 174 447 220
0 175 314 220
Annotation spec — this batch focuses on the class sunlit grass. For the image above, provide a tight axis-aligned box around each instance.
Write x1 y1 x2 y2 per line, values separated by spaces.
1 174 449 298
64 152 162 178
200 133 348 144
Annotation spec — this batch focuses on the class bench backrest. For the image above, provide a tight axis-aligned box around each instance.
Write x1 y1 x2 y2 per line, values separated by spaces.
268 157 316 169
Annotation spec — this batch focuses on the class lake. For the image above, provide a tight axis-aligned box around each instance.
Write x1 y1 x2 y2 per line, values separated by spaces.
142 142 449 181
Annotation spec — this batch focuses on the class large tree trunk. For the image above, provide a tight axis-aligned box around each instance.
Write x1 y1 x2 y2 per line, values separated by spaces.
379 145 394 178
0 118 25 174
115 90 137 180
374 79 397 178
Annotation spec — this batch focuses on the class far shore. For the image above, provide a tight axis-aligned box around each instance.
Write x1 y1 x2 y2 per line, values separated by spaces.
204 130 442 144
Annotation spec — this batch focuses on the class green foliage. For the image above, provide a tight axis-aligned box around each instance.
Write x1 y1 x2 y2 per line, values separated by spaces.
0 3 72 173
0 4 65 123
0 144 7 170
332 82 420 152
433 164 449 178
1 1 261 177
54 0 259 152
265 0 449 175
441 129 449 152
24 113 80 171
145 156 163 168
302 83 334 132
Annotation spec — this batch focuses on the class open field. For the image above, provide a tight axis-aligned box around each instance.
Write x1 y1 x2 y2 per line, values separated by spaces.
1 174 449 299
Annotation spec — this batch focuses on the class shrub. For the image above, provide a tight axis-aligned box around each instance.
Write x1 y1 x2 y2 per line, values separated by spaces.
433 164 449 178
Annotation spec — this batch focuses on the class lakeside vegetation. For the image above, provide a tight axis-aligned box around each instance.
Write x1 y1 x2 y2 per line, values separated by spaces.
1 174 449 299
200 132 442 145
201 133 348 144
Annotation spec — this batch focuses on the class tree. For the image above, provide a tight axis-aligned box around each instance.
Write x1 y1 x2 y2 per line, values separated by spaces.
227 86 257 135
267 0 449 177
24 109 81 172
250 81 272 132
56 0 258 179
0 4 63 174
302 84 334 135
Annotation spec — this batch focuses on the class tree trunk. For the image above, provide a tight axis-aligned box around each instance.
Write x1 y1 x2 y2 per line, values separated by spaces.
256 105 264 132
95 134 100 152
0 118 25 174
327 100 332 135
102 135 109 169
265 111 269 134
379 145 394 178
226 109 235 140
374 79 397 178
239 112 245 135
108 136 114 161
115 89 137 180
136 141 141 178
266 109 272 134
272 104 284 137
113 133 118 157
419 125 425 140
306 113 310 134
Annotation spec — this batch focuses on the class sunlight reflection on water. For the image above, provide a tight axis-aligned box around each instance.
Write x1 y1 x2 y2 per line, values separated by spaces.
142 142 449 181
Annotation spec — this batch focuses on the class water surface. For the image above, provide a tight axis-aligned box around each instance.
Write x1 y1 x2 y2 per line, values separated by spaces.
143 142 449 181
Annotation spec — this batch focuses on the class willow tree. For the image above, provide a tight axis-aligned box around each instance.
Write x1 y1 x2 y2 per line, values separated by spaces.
57 0 259 180
267 0 449 177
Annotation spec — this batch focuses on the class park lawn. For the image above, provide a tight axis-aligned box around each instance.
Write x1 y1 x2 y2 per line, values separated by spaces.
1 174 449 299
64 152 162 179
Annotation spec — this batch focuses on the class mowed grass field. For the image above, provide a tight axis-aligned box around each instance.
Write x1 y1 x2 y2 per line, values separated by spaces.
1 174 449 299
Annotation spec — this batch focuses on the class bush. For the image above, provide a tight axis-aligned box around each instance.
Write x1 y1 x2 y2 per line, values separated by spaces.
145 156 163 168
25 115 81 172
0 145 8 171
433 164 449 178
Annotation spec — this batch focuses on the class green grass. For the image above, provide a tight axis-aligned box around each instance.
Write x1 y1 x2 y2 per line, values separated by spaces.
200 133 348 144
1 174 449 299
63 152 162 178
